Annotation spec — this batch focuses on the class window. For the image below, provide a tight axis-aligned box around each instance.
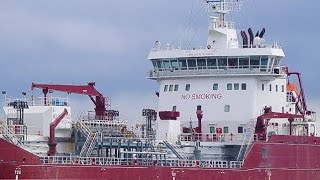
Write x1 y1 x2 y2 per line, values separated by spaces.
282 85 285 92
163 60 171 69
197 59 206 69
224 105 230 112
262 84 265 91
262 147 268 158
187 59 197 69
164 85 168 92
174 85 179 91
234 83 240 90
228 58 238 68
276 85 278 92
227 83 232 90
269 84 272 91
239 57 249 68
170 60 179 70
223 127 229 133
238 126 244 133
178 59 187 70
213 83 219 90
218 58 227 69
210 127 215 133
207 58 217 69
250 56 260 68
260 56 268 72
241 83 247 90
169 85 173 91
185 84 191 91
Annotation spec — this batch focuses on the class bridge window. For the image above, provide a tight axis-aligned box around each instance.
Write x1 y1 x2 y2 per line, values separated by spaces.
250 56 260 69
174 85 179 91
241 83 247 90
170 60 179 70
227 83 232 90
197 59 207 69
187 59 197 69
163 60 171 69
262 84 265 91
178 59 187 70
282 85 285 92
234 83 240 90
213 83 219 90
239 57 249 68
164 85 168 92
269 84 272 91
260 56 268 72
228 57 238 68
185 84 191 91
156 61 163 69
169 85 173 91
207 58 217 69
218 58 227 69
276 85 278 92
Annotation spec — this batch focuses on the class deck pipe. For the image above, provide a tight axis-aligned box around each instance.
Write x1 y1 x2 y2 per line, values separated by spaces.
196 110 203 134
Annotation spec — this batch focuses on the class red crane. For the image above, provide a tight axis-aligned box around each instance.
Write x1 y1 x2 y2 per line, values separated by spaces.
31 82 107 118
48 109 68 156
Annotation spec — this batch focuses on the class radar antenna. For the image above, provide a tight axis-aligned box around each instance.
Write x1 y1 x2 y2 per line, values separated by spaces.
205 0 243 22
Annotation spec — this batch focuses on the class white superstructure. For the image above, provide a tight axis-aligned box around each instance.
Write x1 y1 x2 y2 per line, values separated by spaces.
147 1 315 157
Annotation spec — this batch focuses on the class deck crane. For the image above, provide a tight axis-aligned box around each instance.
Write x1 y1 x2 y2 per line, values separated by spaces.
31 82 111 119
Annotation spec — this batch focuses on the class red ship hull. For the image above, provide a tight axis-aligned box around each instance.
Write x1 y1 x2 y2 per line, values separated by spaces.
1 136 320 180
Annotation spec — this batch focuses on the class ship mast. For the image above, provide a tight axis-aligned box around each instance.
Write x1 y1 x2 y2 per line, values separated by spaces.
205 0 243 49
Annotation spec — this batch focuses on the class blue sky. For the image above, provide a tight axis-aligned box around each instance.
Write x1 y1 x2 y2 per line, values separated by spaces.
0 0 319 121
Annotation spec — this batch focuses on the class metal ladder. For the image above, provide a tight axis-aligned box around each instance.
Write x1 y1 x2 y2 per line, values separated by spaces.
163 141 188 160
78 120 97 157
237 134 254 161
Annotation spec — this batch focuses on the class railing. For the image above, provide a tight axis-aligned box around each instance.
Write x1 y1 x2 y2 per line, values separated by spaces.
151 43 282 52
5 125 43 136
179 133 245 143
5 96 69 107
79 132 97 157
148 66 286 78
0 124 24 147
163 141 188 160
211 20 235 29
40 156 243 169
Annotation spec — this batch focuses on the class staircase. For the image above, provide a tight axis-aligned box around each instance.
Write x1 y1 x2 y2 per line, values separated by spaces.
0 124 25 147
237 134 254 161
78 120 97 157
163 141 188 160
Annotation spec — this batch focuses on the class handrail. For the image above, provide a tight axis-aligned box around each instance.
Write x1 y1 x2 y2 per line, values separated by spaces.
40 156 243 169
180 133 245 143
148 66 286 78
151 43 282 52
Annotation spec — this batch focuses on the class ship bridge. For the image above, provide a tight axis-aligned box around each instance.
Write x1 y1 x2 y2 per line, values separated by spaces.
147 45 285 79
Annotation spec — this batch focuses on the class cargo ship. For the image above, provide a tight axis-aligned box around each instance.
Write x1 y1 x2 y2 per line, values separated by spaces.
1 0 320 179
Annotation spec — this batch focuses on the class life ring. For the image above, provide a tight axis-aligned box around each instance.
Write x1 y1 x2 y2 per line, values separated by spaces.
207 45 211 49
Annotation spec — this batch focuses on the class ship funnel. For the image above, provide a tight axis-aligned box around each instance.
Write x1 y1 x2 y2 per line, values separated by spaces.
248 28 254 47
255 30 260 37
259 28 266 38
241 31 248 48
